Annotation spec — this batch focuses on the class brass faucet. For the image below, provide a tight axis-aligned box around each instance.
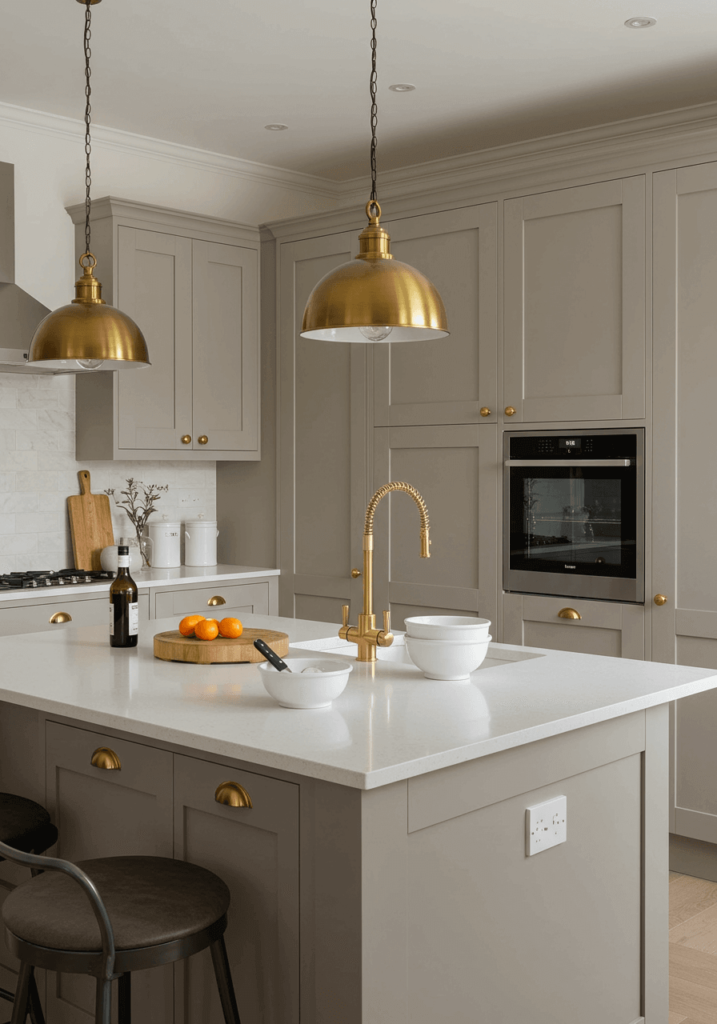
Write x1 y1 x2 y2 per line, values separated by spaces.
340 482 431 662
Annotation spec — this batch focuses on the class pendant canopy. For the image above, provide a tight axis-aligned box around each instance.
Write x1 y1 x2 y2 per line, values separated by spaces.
301 203 448 343
28 0 149 372
29 255 150 370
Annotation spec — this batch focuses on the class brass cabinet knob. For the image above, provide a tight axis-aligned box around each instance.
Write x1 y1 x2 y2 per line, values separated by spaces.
208 595 226 607
557 607 582 620
480 407 491 417
654 594 668 606
351 568 362 578
215 781 252 808
49 611 72 624
504 406 516 417
181 435 191 445
198 435 209 445
91 747 121 770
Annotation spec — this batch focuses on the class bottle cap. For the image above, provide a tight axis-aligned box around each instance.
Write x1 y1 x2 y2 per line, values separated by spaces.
118 545 129 555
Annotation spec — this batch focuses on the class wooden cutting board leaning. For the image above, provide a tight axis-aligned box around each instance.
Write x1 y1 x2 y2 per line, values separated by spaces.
67 470 115 571
153 628 290 665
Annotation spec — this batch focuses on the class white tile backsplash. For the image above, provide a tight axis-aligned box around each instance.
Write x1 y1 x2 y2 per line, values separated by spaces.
0 372 216 574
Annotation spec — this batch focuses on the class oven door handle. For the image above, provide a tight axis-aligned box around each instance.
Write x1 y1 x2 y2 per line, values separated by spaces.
505 459 634 467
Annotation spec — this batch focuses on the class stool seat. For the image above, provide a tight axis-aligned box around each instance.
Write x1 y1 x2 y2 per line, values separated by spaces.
0 793 57 855
3 856 230 953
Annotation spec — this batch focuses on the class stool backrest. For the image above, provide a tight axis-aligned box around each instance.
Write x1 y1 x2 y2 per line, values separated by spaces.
0 838 116 979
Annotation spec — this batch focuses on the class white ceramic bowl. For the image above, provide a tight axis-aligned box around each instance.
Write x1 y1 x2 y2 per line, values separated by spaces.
404 615 491 642
258 658 352 709
405 635 492 681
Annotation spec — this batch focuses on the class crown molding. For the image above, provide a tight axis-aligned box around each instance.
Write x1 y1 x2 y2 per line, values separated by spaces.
0 100 339 202
66 196 261 244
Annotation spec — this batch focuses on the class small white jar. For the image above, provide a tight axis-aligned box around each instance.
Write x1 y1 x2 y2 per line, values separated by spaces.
148 517 181 568
184 515 219 566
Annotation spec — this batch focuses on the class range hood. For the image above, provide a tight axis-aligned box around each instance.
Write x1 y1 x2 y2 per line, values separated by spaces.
0 161 73 375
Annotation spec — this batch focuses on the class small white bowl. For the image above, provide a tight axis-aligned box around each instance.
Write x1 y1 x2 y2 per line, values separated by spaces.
406 635 492 681
258 658 352 709
404 615 491 642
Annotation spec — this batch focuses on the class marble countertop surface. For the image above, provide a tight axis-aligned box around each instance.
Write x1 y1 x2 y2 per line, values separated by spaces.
0 565 280 603
0 611 715 789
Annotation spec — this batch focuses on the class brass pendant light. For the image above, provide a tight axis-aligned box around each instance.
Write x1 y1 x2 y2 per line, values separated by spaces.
28 0 150 371
301 0 449 344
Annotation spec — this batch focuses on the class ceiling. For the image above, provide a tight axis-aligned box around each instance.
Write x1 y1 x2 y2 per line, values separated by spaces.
1 0 717 181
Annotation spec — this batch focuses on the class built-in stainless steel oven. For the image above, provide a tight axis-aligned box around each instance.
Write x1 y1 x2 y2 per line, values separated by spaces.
504 429 644 603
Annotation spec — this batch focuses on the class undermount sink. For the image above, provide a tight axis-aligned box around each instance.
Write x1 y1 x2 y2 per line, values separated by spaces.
289 636 544 671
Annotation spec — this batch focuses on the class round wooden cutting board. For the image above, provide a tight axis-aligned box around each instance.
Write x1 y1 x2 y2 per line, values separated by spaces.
153 628 289 665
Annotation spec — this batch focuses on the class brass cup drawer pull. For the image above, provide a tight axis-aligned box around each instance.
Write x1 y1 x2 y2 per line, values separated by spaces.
215 781 252 808
49 611 72 624
557 607 582 620
91 747 121 770
198 435 209 445
208 595 226 607
654 594 668 606
181 435 192 445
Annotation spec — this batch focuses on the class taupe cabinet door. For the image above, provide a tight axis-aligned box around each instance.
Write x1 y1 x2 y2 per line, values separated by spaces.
502 593 645 659
504 177 646 422
653 163 717 844
278 232 367 622
45 722 174 1024
372 424 498 630
173 754 300 1024
374 204 497 426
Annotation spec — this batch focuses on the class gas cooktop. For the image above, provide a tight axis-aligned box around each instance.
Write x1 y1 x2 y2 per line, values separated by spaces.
0 569 115 593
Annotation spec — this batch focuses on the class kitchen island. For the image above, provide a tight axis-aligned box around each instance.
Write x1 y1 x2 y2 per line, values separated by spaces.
0 613 715 1024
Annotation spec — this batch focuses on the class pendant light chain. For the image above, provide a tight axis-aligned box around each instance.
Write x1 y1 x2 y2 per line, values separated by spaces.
83 0 93 258
369 0 378 205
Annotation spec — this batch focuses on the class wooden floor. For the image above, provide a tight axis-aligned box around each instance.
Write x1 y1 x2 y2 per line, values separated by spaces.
670 870 717 1022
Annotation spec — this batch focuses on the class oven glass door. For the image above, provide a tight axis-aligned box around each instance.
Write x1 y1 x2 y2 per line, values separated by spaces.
508 464 637 580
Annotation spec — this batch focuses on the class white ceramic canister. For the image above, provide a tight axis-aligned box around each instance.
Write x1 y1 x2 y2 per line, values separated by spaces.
184 515 219 566
148 517 181 568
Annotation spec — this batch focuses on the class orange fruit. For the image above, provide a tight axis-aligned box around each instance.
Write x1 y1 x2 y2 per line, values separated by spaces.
194 618 219 641
218 617 243 639
179 614 205 637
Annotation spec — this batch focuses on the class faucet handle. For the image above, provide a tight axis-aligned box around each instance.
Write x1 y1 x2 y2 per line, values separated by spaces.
383 610 391 634
342 604 350 628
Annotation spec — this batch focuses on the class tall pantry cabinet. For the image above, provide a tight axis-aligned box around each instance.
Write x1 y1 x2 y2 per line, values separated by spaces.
71 198 260 461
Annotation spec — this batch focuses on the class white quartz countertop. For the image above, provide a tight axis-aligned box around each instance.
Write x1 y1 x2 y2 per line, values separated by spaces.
0 612 715 789
0 565 279 603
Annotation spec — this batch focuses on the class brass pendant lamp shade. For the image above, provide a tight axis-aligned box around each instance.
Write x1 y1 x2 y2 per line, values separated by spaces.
300 1 448 344
28 0 150 371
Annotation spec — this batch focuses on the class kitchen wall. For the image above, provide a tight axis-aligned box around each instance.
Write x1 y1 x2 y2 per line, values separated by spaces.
0 370 216 573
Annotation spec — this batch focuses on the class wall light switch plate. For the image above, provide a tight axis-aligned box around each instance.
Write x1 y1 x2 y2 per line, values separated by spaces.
526 795 567 856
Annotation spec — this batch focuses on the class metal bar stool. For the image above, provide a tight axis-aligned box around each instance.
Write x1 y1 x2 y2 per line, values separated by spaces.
0 842 241 1024
0 794 58 1024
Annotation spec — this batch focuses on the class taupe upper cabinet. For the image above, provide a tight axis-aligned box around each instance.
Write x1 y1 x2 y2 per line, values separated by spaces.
373 204 497 426
503 177 646 423
72 198 260 461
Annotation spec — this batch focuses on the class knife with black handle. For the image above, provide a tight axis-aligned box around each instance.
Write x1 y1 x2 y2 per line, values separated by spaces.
253 637 292 672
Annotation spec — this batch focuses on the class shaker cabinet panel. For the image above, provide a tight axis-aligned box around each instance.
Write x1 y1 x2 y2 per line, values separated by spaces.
504 177 646 423
116 227 193 451
502 593 645 660
192 241 259 454
173 754 300 1024
373 204 498 427
153 580 271 619
72 198 261 461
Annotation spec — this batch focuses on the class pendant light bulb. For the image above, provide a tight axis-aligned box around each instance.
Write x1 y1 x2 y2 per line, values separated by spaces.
300 1 448 345
27 0 150 372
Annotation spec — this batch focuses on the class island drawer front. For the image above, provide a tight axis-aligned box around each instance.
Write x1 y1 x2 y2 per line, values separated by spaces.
173 753 300 1024
45 721 174 1024
0 592 150 637
154 581 270 618
407 711 646 833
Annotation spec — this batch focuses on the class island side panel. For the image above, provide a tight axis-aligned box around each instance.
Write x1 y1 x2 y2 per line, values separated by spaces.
643 703 669 1024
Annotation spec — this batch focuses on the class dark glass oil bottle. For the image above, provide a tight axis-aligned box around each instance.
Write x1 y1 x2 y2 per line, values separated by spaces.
110 545 139 648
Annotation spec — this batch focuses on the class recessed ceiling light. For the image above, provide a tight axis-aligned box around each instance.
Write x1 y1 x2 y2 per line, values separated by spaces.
389 83 416 93
264 123 289 131
624 16 656 28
